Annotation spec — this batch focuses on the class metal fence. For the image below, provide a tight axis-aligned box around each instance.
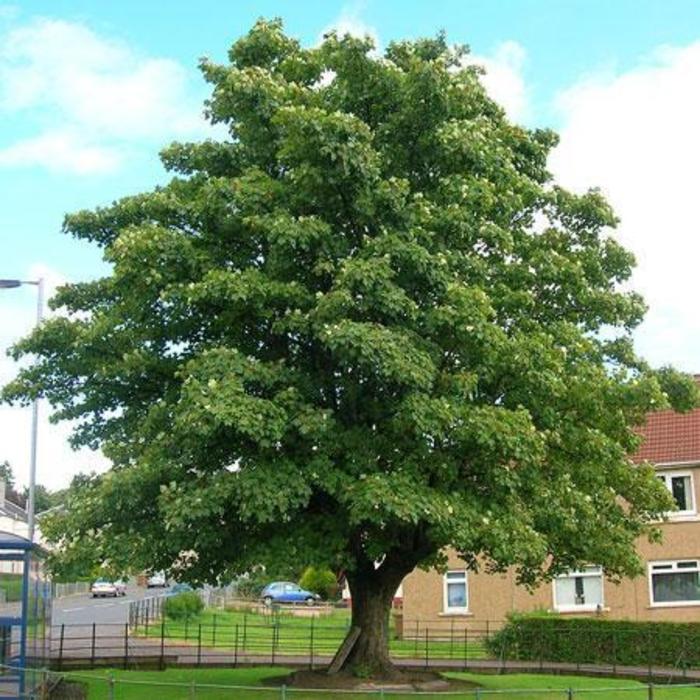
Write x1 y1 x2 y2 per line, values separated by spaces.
14 667 700 699
47 618 700 685
52 581 91 599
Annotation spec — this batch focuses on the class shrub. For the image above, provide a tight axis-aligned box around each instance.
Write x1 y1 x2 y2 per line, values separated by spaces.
299 566 338 600
163 591 204 621
487 613 700 668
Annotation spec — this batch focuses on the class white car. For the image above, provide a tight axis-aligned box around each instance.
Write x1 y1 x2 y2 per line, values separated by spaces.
91 579 119 598
146 572 167 588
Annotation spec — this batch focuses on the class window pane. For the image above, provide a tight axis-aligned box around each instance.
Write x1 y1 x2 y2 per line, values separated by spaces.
671 476 692 511
653 571 700 603
556 574 603 607
583 575 603 606
446 572 465 581
447 582 467 609
555 577 576 606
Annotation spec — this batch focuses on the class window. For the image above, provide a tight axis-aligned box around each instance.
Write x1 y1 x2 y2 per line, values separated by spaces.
657 472 695 516
553 567 603 612
443 571 468 613
650 560 700 606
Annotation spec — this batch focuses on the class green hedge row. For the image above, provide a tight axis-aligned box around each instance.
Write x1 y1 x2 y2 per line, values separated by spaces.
164 592 204 621
487 614 700 668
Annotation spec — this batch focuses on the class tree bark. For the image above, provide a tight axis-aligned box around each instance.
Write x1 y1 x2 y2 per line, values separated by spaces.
340 564 406 678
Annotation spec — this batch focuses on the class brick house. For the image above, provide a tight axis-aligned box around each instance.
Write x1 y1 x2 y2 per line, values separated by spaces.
400 402 700 628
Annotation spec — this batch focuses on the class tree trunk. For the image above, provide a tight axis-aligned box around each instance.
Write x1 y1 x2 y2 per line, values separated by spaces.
340 567 403 678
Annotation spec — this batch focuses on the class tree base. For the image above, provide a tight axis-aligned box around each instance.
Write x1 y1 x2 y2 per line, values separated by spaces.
268 669 481 692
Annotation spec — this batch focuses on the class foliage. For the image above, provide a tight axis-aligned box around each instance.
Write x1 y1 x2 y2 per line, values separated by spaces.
487 614 700 668
3 18 698 669
299 566 338 600
163 591 204 621
233 568 269 599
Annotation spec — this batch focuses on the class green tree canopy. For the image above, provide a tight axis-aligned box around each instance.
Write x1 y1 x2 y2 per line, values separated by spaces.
4 20 697 675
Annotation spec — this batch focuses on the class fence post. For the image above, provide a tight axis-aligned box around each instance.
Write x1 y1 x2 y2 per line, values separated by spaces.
682 632 688 679
424 628 429 669
280 684 287 700
414 620 419 656
234 623 239 667
57 624 65 671
463 626 468 671
212 614 217 648
108 675 115 700
647 631 652 679
160 621 165 670
145 599 150 636
612 629 617 676
91 622 96 668
124 622 129 669
450 617 455 659
190 679 196 700
647 683 654 700
309 616 315 670
567 688 573 700
197 624 202 666
243 612 248 652
271 619 276 665
185 618 189 642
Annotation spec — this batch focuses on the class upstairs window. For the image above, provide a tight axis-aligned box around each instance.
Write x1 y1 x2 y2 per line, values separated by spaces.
657 472 695 516
553 566 603 612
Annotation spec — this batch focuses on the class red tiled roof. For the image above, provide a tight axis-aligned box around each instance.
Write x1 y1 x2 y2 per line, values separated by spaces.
634 401 700 465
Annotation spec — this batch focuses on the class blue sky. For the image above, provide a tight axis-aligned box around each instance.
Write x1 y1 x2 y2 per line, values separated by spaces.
2 0 700 487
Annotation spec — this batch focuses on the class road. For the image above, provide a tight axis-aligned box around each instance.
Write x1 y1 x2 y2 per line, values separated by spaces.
53 584 171 626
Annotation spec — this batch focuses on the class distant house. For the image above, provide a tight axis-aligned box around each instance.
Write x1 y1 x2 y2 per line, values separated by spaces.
400 399 700 628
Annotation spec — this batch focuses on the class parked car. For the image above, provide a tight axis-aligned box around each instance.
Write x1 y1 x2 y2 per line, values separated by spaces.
170 582 193 595
261 581 321 606
91 579 120 598
114 579 128 596
146 572 167 588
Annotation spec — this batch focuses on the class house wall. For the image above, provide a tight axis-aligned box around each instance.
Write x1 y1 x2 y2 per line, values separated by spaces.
401 464 700 629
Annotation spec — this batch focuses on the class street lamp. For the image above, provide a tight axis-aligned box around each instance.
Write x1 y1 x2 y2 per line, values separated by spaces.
0 278 44 545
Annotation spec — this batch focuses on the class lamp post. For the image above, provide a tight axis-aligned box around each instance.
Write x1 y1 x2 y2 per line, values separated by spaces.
0 278 44 544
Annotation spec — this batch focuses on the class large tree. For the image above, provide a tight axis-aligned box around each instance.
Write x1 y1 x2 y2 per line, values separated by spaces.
4 21 696 676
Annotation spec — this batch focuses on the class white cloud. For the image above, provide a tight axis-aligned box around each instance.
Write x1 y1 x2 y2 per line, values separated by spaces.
549 42 700 371
0 129 121 174
318 2 380 48
0 17 208 175
469 41 529 122
0 264 110 490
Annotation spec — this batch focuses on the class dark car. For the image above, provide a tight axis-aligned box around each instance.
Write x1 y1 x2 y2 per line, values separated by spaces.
261 581 320 606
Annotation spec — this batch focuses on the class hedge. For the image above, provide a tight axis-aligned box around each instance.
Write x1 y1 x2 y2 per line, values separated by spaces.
486 614 700 668
163 591 204 621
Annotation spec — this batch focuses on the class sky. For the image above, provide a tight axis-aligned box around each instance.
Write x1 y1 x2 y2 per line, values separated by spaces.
2 0 700 489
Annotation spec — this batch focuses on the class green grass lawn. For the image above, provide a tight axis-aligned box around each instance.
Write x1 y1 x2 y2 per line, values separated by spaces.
136 607 489 660
62 667 700 700
0 572 23 602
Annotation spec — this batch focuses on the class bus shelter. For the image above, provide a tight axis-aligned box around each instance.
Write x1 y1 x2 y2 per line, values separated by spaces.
0 532 50 699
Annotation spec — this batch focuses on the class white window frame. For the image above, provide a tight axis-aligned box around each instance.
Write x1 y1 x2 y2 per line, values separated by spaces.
442 570 469 614
552 566 604 613
649 559 700 608
657 470 696 517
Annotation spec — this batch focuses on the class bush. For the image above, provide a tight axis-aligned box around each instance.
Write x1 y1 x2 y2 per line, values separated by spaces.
299 567 338 600
163 591 204 621
487 613 700 668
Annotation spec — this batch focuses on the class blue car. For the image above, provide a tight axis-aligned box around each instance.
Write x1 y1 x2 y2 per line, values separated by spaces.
261 581 320 606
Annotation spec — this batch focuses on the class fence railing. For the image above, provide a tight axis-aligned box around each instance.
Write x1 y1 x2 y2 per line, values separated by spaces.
52 582 91 599
47 618 700 683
